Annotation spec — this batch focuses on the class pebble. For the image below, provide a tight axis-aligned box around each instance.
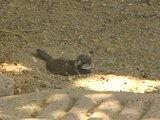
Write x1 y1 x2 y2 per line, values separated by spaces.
40 81 51 88
106 57 115 66
105 47 116 54
0 54 6 63
35 88 39 92
17 88 22 94
32 57 37 62
89 50 95 54
0 73 15 97
102 3 106 7
92 39 100 45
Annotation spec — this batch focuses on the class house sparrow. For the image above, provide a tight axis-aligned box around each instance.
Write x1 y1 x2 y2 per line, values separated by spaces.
36 49 91 76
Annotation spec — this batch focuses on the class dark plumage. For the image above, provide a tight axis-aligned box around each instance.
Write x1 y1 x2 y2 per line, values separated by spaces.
75 54 91 74
36 49 91 76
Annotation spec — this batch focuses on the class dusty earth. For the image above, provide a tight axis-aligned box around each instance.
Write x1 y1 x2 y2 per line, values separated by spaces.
0 0 160 94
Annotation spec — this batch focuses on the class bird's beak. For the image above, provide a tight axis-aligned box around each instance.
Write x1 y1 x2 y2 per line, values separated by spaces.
81 64 91 70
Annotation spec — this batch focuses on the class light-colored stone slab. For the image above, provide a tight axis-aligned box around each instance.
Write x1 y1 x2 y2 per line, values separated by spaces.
0 89 160 120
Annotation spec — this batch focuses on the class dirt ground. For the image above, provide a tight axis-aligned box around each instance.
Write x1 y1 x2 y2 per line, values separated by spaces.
0 0 160 94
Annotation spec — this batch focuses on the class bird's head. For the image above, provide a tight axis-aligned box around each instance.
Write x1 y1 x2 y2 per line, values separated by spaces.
74 54 92 74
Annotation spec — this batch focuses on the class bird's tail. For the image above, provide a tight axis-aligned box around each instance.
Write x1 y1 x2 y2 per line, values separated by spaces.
36 49 53 62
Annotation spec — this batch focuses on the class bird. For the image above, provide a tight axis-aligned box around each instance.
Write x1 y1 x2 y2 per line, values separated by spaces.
36 49 91 76
74 54 91 74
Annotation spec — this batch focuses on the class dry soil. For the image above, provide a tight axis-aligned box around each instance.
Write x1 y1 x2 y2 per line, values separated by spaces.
0 0 160 94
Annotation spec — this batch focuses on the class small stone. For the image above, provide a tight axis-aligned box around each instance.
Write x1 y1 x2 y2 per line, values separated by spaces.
40 81 51 88
17 88 22 94
89 50 95 54
32 57 37 62
33 75 39 78
93 15 99 19
0 54 6 63
105 47 116 54
102 3 106 7
35 88 39 92
92 39 100 45
67 76 73 81
0 73 15 97
106 58 115 66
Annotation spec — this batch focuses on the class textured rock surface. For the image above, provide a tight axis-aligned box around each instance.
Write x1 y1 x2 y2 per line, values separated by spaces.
0 89 160 120
0 73 15 97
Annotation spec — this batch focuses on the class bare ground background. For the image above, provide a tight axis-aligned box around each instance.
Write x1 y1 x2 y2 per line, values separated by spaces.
0 0 160 94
